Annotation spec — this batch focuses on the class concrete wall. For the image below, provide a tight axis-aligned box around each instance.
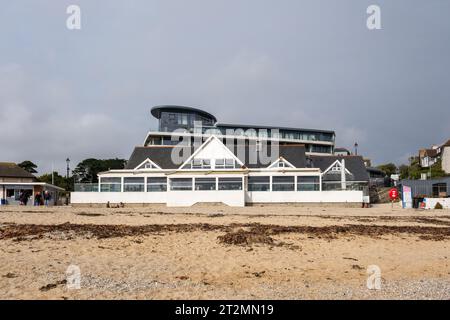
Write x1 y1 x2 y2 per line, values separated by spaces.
71 190 363 207
424 197 450 209
246 190 363 203
442 146 450 174
167 190 245 207
71 192 167 204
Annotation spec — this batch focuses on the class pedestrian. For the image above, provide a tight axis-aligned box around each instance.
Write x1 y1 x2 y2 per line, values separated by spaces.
43 190 51 206
23 192 29 206
19 191 24 205
34 192 42 206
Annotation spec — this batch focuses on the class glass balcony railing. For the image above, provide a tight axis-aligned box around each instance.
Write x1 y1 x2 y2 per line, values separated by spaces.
74 183 99 192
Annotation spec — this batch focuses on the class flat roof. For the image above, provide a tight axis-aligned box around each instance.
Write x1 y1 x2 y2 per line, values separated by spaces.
216 123 335 135
151 105 217 123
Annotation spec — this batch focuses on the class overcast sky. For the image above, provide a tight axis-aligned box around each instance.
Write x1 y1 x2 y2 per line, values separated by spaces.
1 0 449 174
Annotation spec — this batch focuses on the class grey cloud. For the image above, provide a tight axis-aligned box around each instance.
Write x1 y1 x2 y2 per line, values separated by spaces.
0 0 449 174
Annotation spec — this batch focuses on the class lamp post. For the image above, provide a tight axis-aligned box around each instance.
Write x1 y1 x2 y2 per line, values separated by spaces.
66 158 70 180
66 158 70 205
354 142 359 156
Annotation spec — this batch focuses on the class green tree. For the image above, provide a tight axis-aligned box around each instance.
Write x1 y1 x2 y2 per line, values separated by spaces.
399 164 410 180
72 158 126 183
38 172 75 191
399 158 446 180
18 160 38 173
377 163 398 177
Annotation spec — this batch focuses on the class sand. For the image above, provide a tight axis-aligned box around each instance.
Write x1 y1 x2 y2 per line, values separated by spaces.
0 203 449 299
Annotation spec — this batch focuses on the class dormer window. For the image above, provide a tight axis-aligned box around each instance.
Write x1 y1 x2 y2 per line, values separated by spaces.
277 161 286 168
331 163 341 172
191 159 211 169
135 159 161 170
215 159 236 169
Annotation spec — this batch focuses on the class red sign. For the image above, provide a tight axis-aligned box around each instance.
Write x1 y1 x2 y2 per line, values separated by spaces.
389 188 398 201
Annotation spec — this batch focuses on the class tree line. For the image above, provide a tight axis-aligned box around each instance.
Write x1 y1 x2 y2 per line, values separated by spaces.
377 157 447 180
18 158 127 191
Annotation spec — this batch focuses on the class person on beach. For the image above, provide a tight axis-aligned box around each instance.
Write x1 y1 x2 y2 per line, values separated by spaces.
22 192 29 206
43 191 51 206
34 192 42 206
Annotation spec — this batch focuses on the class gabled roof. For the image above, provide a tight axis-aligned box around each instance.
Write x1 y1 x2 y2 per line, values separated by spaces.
419 148 439 158
441 139 450 148
225 143 306 168
0 162 37 179
179 135 244 169
308 156 369 182
125 142 307 170
125 146 195 169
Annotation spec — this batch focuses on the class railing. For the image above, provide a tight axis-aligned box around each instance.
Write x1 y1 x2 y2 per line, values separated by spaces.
74 183 99 192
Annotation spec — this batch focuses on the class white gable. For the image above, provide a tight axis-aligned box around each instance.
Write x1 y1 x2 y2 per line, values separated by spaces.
179 136 244 169
192 137 236 160
134 158 161 170
267 157 296 169
323 160 352 175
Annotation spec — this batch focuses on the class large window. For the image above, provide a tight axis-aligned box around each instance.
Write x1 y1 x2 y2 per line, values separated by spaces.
272 176 295 191
218 177 242 190
215 159 236 169
195 178 216 191
170 178 193 191
147 177 167 192
298 176 320 191
124 177 145 192
100 177 121 192
248 176 270 191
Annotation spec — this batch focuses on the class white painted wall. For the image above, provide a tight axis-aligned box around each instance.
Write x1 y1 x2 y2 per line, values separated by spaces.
245 191 363 203
71 192 166 204
424 197 450 209
71 190 363 206
166 190 245 207
442 147 450 174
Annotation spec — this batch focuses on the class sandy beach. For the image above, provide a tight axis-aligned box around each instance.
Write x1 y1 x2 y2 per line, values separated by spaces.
1 203 449 300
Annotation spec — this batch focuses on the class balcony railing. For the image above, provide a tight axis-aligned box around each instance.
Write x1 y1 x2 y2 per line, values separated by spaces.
74 183 99 192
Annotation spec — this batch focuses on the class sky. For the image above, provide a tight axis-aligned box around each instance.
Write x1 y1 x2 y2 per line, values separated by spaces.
1 0 449 175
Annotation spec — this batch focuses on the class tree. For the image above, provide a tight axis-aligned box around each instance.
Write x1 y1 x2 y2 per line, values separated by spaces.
377 163 398 177
18 160 38 173
38 172 75 191
72 158 126 183
399 164 410 180
399 158 446 180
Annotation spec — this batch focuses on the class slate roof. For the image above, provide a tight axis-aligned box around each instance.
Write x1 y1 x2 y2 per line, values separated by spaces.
125 144 307 170
124 144 368 183
307 155 370 182
125 146 194 169
0 162 37 179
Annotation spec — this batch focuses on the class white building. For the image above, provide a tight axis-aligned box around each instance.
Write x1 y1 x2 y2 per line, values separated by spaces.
72 135 370 207
441 140 450 174
418 139 450 174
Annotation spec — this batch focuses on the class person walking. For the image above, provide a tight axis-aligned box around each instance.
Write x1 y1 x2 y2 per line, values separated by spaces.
23 192 29 206
19 191 24 205
34 192 42 206
43 190 51 206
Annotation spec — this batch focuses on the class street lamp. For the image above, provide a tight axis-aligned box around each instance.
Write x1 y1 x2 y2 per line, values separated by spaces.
65 158 70 205
66 158 70 180
354 142 359 156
